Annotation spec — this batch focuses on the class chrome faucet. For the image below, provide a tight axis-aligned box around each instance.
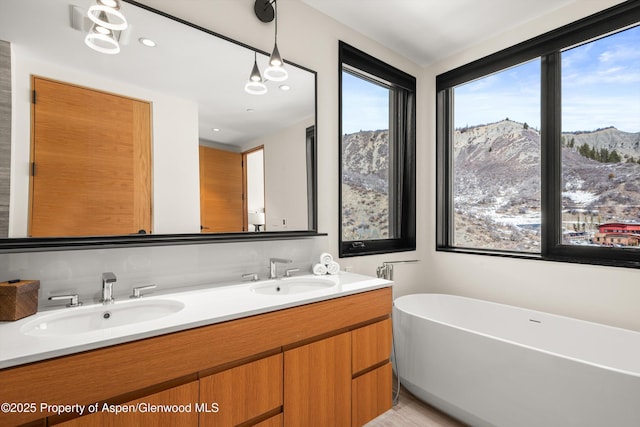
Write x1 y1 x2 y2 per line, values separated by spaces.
101 272 117 304
48 294 82 307
269 258 292 279
376 260 419 280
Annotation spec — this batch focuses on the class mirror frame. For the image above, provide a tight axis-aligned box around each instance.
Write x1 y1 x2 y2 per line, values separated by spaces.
0 0 322 253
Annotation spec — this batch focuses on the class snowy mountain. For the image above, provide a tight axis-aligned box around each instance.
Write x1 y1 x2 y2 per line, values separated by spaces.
341 121 640 249
454 120 640 250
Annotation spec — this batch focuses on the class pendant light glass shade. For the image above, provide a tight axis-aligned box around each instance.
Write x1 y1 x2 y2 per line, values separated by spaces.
245 53 267 95
85 30 120 54
84 12 120 55
264 43 288 81
88 4 128 31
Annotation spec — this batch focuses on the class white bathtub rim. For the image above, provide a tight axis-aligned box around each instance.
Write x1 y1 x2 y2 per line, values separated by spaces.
394 293 640 378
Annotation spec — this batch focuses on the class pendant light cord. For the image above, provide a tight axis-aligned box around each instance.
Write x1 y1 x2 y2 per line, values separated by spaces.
273 0 278 41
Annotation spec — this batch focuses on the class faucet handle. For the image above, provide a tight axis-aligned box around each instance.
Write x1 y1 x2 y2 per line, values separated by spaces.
49 294 82 307
102 272 117 283
269 257 292 263
130 284 156 299
284 268 299 277
242 273 259 282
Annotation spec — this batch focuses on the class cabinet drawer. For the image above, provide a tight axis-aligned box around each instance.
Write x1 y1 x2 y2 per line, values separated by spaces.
351 362 392 427
200 353 283 427
351 318 392 375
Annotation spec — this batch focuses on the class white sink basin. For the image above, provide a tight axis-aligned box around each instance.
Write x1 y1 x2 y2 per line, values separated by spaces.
251 278 336 295
21 299 185 336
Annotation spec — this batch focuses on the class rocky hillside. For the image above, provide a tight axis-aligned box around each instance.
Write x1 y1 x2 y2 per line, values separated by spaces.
563 127 640 161
342 130 389 240
454 120 640 251
341 122 640 249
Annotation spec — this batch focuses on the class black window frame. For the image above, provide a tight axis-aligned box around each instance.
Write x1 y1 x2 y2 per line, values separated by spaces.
437 1 640 269
339 41 416 257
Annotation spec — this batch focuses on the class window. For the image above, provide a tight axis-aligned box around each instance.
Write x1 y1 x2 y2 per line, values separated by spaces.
339 41 416 257
437 2 640 268
561 28 640 249
452 60 541 253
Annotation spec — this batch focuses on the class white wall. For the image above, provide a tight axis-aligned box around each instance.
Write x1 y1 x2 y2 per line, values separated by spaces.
244 117 312 231
424 0 640 332
10 54 201 236
245 149 265 218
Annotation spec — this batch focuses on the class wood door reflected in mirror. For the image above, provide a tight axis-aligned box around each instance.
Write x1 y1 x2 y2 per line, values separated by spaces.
0 0 317 248
199 146 244 233
30 77 151 237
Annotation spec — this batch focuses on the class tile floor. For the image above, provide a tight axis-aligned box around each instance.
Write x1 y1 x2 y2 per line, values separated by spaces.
366 386 467 427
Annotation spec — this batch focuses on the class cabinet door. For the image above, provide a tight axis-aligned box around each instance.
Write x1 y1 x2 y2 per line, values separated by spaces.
200 353 283 427
351 318 392 375
352 363 392 427
56 381 198 427
284 333 351 427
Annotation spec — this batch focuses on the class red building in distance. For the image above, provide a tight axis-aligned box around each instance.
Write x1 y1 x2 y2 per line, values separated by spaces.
594 223 640 246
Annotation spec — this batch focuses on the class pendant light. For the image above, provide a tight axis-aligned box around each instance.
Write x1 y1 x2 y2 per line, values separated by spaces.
85 0 128 54
87 0 128 31
85 11 120 54
263 0 288 82
245 52 267 95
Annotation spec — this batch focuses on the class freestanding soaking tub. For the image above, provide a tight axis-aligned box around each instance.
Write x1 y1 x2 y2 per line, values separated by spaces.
393 293 640 427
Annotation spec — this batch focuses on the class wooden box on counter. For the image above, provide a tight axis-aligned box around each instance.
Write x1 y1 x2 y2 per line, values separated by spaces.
0 280 40 321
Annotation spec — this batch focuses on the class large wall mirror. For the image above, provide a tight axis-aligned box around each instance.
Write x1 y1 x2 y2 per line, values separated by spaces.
0 0 319 252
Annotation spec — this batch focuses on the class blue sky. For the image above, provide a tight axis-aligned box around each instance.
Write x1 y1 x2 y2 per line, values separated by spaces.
455 24 640 133
342 71 389 135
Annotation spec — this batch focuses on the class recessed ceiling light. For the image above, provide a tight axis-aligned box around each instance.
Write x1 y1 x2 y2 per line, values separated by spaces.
212 128 220 132
138 37 156 47
246 108 255 113
279 84 291 91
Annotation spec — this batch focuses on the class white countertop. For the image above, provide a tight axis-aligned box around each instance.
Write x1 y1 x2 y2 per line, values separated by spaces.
0 272 391 369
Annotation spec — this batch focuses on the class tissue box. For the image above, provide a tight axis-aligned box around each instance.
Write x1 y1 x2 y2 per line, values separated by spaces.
0 280 40 321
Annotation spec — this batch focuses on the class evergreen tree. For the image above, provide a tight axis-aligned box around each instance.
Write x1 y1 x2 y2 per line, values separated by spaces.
609 149 621 163
578 143 590 158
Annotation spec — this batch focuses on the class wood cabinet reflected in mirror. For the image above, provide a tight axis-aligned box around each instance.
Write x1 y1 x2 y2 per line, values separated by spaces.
0 0 318 251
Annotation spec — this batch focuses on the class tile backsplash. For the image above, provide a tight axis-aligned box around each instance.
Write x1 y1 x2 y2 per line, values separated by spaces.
0 237 327 308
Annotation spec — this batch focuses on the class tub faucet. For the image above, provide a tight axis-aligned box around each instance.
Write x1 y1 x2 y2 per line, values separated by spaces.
101 272 117 304
376 260 419 280
269 258 292 279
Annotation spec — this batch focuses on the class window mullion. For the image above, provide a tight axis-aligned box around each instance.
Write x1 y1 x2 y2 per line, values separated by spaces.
540 51 562 258
436 88 454 248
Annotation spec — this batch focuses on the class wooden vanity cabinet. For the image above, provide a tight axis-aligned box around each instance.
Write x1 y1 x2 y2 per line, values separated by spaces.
0 287 391 427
